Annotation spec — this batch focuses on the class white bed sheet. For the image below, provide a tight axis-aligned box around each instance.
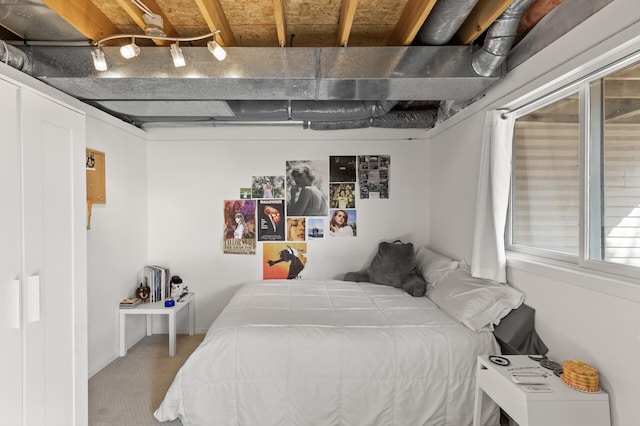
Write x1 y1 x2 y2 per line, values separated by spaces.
155 280 500 426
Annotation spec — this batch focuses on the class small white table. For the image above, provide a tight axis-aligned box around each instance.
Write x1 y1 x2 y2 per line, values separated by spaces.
473 355 610 426
119 293 195 357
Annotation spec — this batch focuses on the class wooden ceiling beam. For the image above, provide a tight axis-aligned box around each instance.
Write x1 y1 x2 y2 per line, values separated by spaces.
273 0 287 47
115 0 178 46
387 0 438 46
194 0 237 47
455 0 516 45
335 0 358 47
40 0 121 42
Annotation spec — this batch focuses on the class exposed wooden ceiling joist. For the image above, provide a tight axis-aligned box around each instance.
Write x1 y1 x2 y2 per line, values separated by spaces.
41 0 121 42
194 0 237 47
455 0 516 45
273 0 287 47
336 0 358 47
387 0 437 46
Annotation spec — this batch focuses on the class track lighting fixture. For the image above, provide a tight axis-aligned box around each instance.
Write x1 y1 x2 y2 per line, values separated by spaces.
207 39 226 61
120 37 141 59
91 47 107 71
92 30 225 72
170 42 186 67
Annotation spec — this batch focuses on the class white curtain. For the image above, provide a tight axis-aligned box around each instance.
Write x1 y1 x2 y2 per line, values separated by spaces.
471 110 515 283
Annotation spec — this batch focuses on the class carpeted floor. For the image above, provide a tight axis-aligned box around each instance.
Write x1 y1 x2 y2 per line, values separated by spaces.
88 334 205 426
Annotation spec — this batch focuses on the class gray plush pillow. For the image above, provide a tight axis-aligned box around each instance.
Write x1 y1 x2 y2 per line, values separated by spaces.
366 240 425 297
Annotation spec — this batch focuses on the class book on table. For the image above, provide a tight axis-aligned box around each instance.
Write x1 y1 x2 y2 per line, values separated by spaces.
120 297 141 308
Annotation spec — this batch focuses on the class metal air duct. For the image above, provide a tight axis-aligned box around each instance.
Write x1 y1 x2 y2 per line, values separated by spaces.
415 0 481 45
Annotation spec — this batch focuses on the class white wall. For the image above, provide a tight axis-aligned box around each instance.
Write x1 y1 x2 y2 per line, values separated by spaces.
86 115 148 376
427 1 640 425
145 126 429 331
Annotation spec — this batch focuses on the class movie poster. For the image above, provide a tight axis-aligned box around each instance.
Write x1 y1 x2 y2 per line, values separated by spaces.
286 160 329 217
258 199 285 241
223 199 256 254
358 155 390 199
252 175 285 199
263 242 307 279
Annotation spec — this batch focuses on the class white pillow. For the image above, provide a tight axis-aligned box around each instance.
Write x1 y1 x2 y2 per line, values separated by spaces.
427 263 524 332
415 246 459 287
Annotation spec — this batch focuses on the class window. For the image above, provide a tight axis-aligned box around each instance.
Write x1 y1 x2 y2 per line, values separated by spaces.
510 56 640 277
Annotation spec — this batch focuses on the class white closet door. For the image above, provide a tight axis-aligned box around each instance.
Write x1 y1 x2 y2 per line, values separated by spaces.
21 89 86 426
0 79 23 426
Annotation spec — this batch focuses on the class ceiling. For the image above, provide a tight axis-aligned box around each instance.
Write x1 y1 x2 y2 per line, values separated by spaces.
0 0 571 129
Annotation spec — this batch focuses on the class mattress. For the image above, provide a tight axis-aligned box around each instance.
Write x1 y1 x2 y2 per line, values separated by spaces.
155 279 500 425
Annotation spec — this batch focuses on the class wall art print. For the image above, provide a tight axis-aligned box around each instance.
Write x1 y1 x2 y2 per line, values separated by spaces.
223 199 256 254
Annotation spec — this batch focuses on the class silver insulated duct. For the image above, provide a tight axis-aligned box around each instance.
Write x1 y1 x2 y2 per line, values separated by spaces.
415 0 481 45
0 40 31 72
472 0 536 76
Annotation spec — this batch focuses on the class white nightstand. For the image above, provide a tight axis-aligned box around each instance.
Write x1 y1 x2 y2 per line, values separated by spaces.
473 355 610 426
119 293 195 357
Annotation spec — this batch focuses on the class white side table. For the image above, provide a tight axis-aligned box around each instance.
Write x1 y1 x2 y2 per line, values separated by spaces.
473 355 610 426
119 293 195 357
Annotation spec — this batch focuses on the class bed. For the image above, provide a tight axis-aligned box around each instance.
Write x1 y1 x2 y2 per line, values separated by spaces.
154 279 503 426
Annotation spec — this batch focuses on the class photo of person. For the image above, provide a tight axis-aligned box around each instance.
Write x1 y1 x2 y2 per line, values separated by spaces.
239 187 251 199
223 199 256 254
330 155 357 182
258 199 285 241
286 160 329 217
328 209 357 237
307 218 325 240
330 183 355 209
251 175 285 199
263 243 307 280
286 217 306 241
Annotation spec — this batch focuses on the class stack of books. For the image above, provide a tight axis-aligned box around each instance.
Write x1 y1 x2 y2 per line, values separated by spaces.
119 297 142 309
143 265 170 303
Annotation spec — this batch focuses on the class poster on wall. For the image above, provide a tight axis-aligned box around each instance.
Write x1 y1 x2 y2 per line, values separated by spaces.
358 155 390 199
286 217 306 241
328 209 357 237
252 175 285 199
263 242 307 279
330 183 356 208
286 160 329 216
258 199 285 241
330 155 357 182
223 199 257 254
240 187 251 199
307 218 325 240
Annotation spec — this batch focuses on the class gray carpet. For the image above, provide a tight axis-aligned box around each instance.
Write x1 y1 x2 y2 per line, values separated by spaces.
89 334 205 426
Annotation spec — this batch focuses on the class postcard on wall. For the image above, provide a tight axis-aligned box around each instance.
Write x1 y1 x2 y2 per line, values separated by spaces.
258 199 285 242
328 209 357 237
223 199 257 254
306 218 325 240
252 175 285 199
330 183 356 209
358 155 390 199
330 155 357 182
286 217 306 241
263 242 307 280
286 160 329 217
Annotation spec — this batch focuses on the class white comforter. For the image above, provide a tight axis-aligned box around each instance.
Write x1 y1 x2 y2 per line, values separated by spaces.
155 280 500 426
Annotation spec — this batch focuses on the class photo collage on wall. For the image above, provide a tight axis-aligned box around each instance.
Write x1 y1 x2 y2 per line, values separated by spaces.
222 155 390 280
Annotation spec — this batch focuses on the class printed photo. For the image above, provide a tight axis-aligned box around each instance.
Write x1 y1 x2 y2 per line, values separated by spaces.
358 155 390 199
286 160 329 217
258 199 285 241
307 218 325 240
251 175 285 199
223 199 256 254
240 187 251 199
263 243 307 280
286 217 306 241
328 209 357 237
330 183 356 209
330 155 357 182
